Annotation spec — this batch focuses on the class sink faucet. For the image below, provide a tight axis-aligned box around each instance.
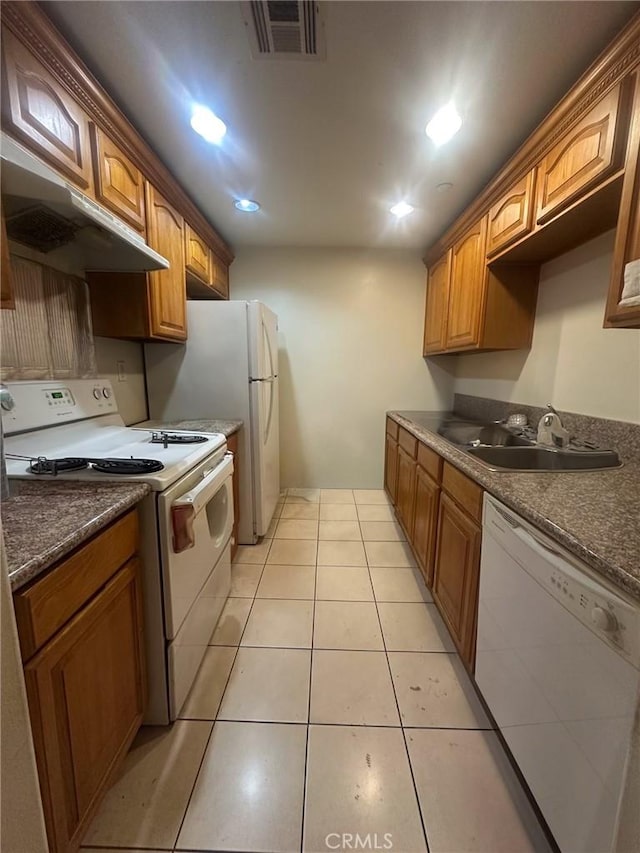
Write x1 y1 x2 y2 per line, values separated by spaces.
537 404 570 448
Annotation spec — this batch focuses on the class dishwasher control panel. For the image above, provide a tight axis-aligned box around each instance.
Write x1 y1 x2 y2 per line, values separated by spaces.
486 496 640 668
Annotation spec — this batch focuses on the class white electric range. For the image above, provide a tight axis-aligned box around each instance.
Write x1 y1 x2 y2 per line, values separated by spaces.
2 379 234 723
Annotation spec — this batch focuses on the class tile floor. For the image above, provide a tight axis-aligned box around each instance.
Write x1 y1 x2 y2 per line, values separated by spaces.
82 488 551 853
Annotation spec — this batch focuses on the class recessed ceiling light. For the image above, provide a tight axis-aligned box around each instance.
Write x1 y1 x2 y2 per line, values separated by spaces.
436 182 454 193
390 201 414 219
190 104 227 144
234 198 261 212
425 103 462 146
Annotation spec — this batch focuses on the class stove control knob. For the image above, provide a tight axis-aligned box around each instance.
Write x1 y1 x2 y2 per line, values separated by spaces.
591 606 618 633
93 388 101 400
0 385 15 411
102 387 111 399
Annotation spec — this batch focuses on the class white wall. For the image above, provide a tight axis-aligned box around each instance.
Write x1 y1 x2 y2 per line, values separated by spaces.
94 337 148 425
455 230 640 423
231 247 455 488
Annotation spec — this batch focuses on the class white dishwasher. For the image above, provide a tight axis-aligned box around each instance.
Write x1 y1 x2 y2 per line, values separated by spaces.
476 495 640 853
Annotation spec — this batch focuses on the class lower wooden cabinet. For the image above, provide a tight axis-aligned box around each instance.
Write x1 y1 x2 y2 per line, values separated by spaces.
384 432 399 504
396 445 416 534
384 418 399 504
412 465 440 586
14 512 146 853
432 493 482 671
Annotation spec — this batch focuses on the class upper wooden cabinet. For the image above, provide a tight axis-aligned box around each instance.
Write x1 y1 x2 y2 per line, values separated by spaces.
210 249 230 299
445 217 488 350
1 27 93 191
486 170 536 258
605 72 640 329
536 83 629 226
423 15 640 331
145 183 187 340
89 124 145 232
88 184 187 341
185 224 211 284
423 250 450 355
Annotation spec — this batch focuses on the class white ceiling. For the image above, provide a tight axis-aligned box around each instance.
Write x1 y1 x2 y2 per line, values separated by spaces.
44 1 639 252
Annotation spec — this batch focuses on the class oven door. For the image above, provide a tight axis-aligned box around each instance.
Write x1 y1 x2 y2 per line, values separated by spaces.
157 451 233 717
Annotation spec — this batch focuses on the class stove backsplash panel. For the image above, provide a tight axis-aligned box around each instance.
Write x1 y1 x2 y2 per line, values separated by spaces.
1 256 96 381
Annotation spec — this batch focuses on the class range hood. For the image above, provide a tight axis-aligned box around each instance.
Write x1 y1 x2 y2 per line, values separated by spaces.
1 134 169 272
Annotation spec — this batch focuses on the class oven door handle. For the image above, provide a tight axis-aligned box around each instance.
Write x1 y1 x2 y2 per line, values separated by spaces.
172 453 234 517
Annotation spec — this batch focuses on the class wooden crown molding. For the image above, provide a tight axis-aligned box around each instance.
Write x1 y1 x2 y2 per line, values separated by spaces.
423 11 640 267
1 1 234 264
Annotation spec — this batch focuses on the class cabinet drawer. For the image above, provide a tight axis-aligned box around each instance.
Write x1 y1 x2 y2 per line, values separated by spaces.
442 462 482 522
398 426 417 458
13 510 138 661
386 417 399 440
417 442 442 482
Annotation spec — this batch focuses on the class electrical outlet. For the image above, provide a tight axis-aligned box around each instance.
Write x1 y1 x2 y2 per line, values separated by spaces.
116 360 127 382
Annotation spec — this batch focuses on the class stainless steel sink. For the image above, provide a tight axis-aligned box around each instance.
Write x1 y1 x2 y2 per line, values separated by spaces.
466 445 622 472
438 421 532 448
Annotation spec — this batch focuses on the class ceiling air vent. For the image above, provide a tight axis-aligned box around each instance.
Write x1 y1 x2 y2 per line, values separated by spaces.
242 1 326 60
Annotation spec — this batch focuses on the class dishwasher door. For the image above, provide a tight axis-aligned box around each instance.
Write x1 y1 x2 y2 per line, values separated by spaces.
476 495 640 853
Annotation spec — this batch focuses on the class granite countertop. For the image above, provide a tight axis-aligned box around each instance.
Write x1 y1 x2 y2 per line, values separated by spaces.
389 410 640 601
136 418 243 438
2 480 150 592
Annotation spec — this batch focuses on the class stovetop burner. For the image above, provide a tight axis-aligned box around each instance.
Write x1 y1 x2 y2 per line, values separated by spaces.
150 431 208 446
29 457 89 475
7 454 165 476
92 458 165 475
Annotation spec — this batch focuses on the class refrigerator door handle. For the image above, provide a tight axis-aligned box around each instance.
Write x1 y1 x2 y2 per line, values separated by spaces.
249 377 276 383
264 377 274 444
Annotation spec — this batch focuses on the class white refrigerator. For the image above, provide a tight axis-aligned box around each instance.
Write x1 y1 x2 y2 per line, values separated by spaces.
144 301 280 543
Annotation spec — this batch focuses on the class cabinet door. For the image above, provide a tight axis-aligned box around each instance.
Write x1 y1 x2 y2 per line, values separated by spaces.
486 170 535 257
412 466 440 587
1 202 14 309
1 28 93 190
396 445 417 535
605 72 640 329
89 124 145 232
210 249 229 298
445 217 488 350
536 83 629 225
185 224 211 284
432 493 481 670
384 433 399 505
24 559 146 853
145 183 187 340
423 250 451 354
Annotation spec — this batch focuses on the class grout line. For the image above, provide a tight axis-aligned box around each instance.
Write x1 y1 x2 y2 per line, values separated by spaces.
299 527 318 853
366 535 432 853
176 716 492 731
172 552 273 847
